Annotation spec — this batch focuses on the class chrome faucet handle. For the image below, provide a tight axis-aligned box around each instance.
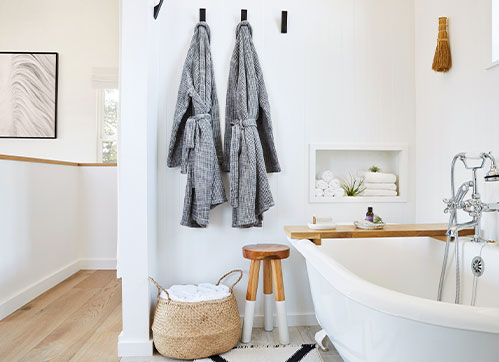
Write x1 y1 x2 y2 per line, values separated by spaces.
443 198 452 213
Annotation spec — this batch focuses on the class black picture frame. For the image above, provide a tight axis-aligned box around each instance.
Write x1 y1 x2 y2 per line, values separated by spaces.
0 51 59 139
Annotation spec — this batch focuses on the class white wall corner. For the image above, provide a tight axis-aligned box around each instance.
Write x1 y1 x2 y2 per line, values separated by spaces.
79 258 117 270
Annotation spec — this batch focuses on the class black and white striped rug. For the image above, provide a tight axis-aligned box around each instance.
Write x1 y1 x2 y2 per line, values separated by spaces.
194 344 323 362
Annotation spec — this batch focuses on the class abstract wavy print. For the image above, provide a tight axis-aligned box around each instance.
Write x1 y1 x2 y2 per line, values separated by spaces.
0 53 57 138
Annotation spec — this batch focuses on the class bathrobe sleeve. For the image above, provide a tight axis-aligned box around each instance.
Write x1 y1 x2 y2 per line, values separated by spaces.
253 47 280 173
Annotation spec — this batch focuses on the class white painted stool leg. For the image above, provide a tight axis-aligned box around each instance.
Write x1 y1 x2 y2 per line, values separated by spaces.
264 293 274 331
271 259 289 345
242 300 256 343
275 301 289 345
315 329 329 351
263 258 274 332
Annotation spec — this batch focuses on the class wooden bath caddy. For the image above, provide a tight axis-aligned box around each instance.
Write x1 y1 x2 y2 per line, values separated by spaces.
284 223 474 245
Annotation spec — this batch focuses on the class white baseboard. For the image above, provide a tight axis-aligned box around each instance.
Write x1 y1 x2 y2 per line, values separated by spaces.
118 332 153 357
79 258 117 270
0 260 80 320
249 313 318 327
0 258 117 320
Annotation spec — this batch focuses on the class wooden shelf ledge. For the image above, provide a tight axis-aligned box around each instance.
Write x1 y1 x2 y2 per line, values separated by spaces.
284 223 474 245
0 154 117 167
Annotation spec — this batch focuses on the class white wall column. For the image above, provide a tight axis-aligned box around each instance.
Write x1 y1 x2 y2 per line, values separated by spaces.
118 0 158 357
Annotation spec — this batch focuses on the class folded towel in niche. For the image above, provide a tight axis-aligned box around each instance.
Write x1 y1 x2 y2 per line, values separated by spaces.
316 179 329 190
364 183 397 191
361 189 398 197
361 171 397 184
315 188 324 197
320 170 334 183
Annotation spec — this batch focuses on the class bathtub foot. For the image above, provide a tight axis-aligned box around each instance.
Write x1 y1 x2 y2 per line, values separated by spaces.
315 329 329 352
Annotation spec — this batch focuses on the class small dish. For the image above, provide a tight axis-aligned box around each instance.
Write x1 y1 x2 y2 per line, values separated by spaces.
308 222 337 230
354 220 385 230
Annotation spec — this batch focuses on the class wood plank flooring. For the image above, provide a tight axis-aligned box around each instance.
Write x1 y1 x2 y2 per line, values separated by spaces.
0 270 121 362
1 270 343 362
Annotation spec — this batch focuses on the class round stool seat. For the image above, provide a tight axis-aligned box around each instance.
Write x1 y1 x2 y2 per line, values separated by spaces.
242 244 290 260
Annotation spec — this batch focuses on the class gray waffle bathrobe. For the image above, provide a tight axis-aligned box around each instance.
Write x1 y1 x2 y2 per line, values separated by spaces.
224 21 281 228
167 22 227 227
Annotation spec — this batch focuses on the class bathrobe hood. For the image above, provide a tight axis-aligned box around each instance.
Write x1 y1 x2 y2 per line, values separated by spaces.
167 22 226 227
224 21 281 228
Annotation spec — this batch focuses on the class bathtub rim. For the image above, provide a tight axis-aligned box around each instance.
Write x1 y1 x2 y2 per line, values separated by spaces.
290 236 499 335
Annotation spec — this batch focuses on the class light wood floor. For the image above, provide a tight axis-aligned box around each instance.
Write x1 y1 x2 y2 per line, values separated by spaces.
1 271 343 362
0 270 121 362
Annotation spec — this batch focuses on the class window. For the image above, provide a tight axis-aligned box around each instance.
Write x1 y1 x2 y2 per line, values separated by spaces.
493 0 499 62
97 89 119 163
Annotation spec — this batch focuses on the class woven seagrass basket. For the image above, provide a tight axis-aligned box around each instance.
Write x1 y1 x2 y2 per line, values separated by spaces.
149 270 243 360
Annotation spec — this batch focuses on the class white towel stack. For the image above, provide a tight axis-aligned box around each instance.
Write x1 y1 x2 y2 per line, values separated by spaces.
315 170 345 198
360 171 398 197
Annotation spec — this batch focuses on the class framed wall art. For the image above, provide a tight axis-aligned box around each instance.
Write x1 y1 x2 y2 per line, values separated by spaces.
0 52 58 138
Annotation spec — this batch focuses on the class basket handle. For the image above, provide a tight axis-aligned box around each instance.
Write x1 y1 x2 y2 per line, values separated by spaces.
149 277 171 301
216 269 243 293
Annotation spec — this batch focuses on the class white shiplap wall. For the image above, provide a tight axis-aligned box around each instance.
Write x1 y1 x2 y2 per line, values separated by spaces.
155 0 416 323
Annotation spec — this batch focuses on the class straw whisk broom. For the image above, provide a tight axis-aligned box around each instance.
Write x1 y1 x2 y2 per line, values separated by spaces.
432 17 451 72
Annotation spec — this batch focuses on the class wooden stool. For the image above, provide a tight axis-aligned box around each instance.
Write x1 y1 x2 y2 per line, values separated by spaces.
242 244 290 345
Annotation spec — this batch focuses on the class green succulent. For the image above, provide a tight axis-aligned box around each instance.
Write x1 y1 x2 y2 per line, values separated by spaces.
369 165 380 172
341 174 366 197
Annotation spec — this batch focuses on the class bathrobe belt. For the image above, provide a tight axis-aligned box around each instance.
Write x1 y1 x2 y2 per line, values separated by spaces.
181 113 212 174
229 118 257 208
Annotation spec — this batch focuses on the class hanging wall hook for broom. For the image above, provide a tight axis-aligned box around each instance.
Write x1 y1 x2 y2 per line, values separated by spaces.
241 9 247 21
153 0 164 20
200 8 206 22
281 11 288 33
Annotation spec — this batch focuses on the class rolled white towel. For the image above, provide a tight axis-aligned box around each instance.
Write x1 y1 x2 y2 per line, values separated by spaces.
329 178 341 189
315 188 324 197
324 187 337 198
364 183 397 191
361 171 397 184
320 170 334 183
333 188 345 197
163 283 230 302
361 189 397 197
315 179 329 190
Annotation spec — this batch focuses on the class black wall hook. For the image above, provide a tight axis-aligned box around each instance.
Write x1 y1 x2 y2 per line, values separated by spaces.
153 0 163 19
241 9 247 21
200 8 206 22
281 11 288 33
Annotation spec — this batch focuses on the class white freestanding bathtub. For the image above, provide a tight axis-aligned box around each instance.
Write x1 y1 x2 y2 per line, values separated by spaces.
290 236 499 362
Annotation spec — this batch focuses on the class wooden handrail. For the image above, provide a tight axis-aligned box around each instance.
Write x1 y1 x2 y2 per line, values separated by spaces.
0 154 117 167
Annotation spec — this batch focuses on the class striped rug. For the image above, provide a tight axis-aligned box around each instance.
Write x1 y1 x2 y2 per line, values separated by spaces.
194 344 323 362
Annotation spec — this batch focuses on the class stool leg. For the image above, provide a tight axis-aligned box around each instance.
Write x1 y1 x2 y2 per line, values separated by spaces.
263 259 274 332
242 260 260 343
271 259 289 345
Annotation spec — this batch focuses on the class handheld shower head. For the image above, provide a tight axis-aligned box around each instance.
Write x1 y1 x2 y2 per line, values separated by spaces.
483 152 499 182
485 168 499 182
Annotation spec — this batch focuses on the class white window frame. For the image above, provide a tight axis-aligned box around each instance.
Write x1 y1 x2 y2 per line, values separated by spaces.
92 67 118 162
96 89 119 162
